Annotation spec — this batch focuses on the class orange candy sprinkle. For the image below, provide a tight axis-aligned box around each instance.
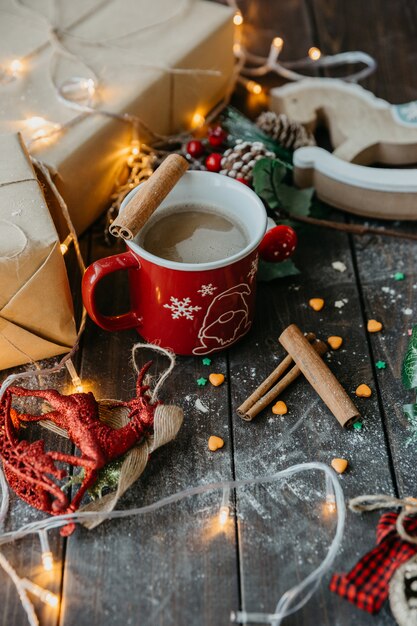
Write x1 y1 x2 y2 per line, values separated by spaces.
272 401 288 415
327 336 343 350
208 435 224 451
367 319 383 333
331 458 348 474
209 373 225 387
355 384 372 398
309 298 325 311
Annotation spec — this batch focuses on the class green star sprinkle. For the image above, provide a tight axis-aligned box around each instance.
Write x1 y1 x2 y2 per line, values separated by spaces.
376 360 386 369
197 377 208 386
202 358 212 366
394 272 405 281
353 421 363 431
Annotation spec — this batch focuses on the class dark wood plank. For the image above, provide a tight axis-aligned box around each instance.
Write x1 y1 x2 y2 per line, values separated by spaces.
60 224 240 626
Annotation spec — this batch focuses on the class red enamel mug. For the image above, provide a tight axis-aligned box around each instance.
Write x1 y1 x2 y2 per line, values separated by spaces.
82 171 269 356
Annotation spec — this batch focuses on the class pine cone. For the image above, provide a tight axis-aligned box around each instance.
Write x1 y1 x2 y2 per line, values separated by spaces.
220 140 275 183
256 111 316 150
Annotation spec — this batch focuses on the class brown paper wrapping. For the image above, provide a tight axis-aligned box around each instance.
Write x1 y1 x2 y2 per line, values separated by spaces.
0 133 77 370
0 0 234 235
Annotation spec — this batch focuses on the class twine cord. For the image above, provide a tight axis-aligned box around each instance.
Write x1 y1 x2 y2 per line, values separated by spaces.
131 342 176 403
349 494 417 545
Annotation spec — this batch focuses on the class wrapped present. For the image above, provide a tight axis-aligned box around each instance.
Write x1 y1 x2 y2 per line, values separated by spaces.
0 0 234 234
0 133 77 370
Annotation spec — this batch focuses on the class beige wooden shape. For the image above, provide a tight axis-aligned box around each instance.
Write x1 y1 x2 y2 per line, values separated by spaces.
293 147 417 220
270 79 417 165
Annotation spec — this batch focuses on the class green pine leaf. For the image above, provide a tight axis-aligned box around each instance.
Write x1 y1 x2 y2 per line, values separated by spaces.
252 158 287 209
257 258 300 282
220 106 294 163
402 326 417 389
403 401 417 446
277 185 314 217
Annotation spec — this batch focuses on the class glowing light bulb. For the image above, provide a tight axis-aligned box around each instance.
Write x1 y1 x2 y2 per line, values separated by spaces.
308 46 321 61
324 494 336 514
38 530 54 572
42 552 54 572
191 112 205 128
26 116 47 130
65 359 84 393
233 11 243 26
219 505 229 526
218 487 231 526
10 59 23 74
324 473 336 515
130 139 140 156
21 579 59 608
26 116 61 143
60 234 73 255
246 80 262 95
273 37 284 50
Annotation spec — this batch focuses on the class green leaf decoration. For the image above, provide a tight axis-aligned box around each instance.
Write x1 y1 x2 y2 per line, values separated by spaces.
403 402 417 446
219 106 293 164
276 185 314 217
89 457 124 500
257 258 300 282
402 326 417 389
252 158 287 209
252 157 314 221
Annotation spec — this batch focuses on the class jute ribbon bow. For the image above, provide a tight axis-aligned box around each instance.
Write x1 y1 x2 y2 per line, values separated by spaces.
65 343 184 529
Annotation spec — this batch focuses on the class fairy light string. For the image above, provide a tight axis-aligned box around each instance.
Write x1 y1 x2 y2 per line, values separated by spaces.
0 462 345 626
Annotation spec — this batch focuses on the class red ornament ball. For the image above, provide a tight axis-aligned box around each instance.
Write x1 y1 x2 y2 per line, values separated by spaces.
205 152 223 172
236 177 250 186
259 225 297 263
208 126 227 147
186 139 204 158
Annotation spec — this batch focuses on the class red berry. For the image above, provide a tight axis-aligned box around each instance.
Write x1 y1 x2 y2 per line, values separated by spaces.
186 139 204 158
236 177 250 186
259 225 297 263
208 126 227 147
205 152 223 172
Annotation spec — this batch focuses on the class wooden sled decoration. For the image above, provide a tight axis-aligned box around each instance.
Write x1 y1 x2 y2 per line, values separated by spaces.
270 78 417 165
270 79 417 220
293 146 417 220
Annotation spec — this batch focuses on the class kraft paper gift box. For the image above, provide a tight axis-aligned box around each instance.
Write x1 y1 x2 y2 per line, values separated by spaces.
0 0 234 235
0 133 77 371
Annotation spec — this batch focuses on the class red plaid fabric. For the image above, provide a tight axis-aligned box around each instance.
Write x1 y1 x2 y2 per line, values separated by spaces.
330 512 417 613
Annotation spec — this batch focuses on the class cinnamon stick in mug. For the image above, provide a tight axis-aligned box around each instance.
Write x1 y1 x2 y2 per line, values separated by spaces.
110 154 189 240
240 339 327 421
237 332 316 418
279 324 360 428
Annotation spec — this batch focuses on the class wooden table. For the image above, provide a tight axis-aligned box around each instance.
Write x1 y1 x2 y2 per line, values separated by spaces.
2 1 417 624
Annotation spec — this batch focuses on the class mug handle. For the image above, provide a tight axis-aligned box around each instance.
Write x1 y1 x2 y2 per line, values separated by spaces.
82 251 141 332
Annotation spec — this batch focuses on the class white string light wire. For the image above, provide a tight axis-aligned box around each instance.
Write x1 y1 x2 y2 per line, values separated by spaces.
227 0 376 85
0 462 345 625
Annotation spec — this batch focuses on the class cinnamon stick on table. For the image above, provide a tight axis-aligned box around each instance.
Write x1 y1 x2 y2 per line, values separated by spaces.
109 153 189 240
237 332 316 418
279 324 360 428
240 339 327 421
